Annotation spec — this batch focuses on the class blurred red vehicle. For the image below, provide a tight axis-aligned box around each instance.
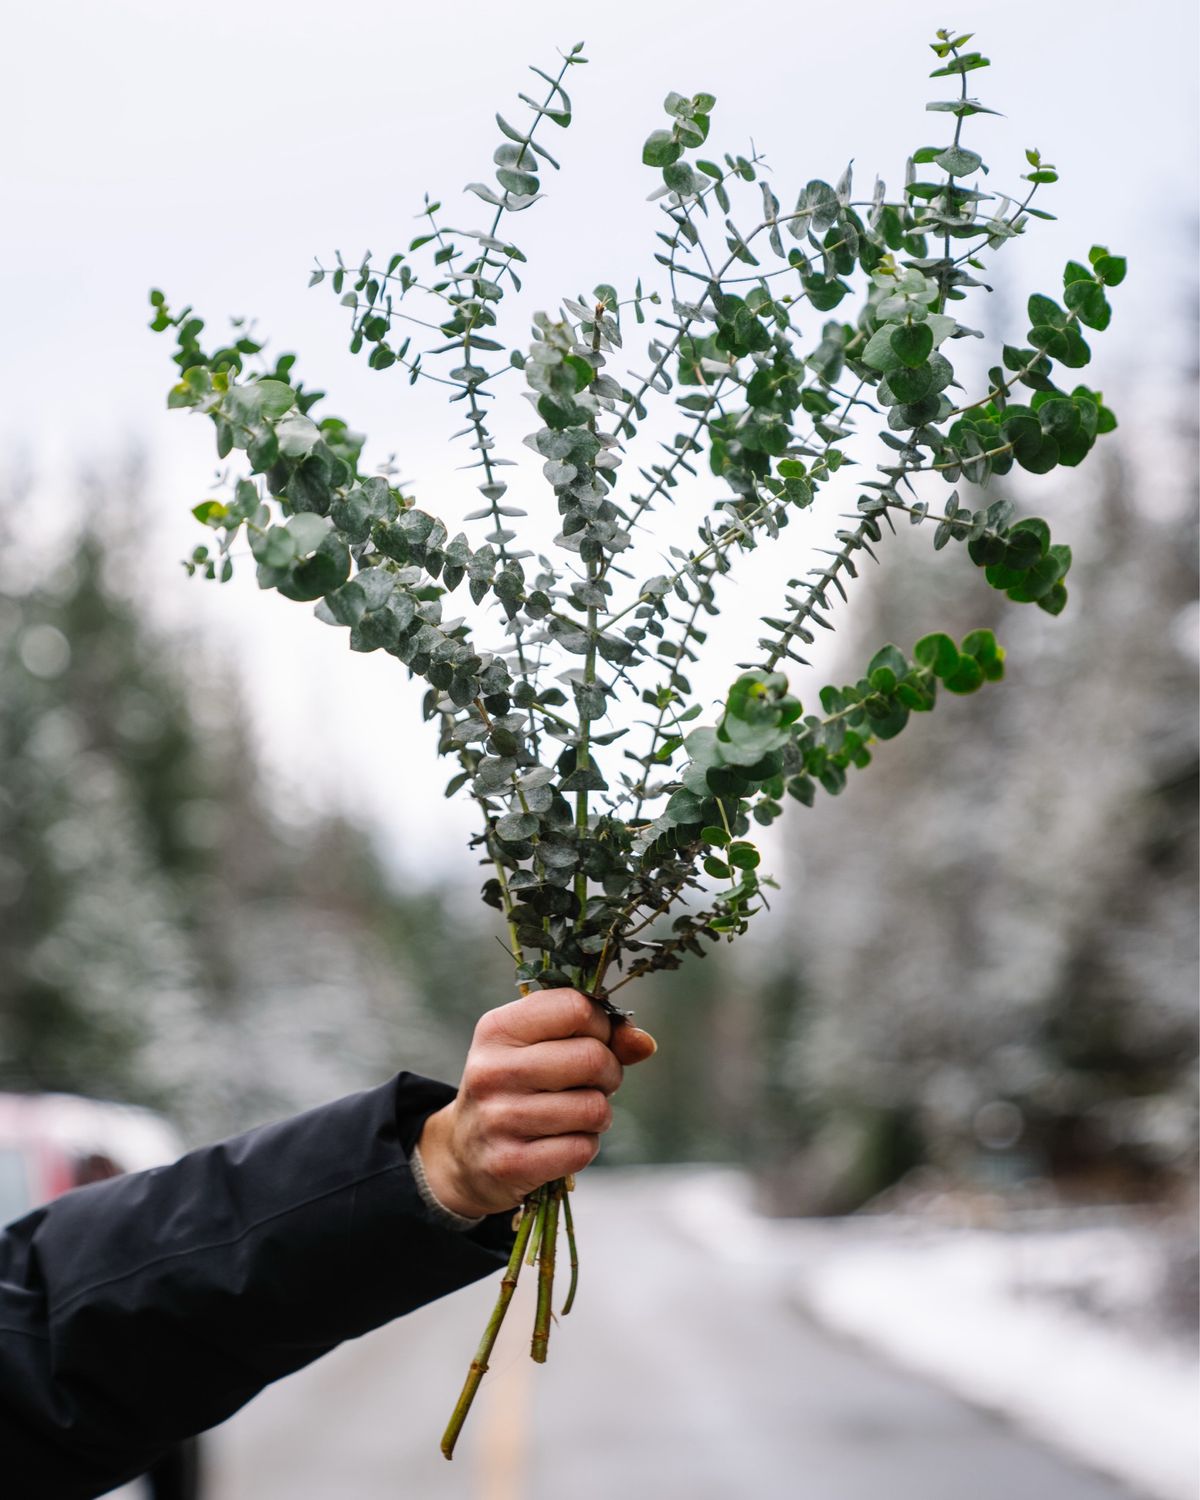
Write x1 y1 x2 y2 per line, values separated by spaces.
0 1091 184 1219
0 1091 203 1500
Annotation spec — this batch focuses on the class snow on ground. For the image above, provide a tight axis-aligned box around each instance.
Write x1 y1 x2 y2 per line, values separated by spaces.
669 1170 1199 1500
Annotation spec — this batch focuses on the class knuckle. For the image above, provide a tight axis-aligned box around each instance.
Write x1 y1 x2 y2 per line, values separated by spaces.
578 1090 612 1133
473 1093 507 1134
564 1134 600 1174
577 1036 611 1076
485 1139 525 1186
464 1049 508 1099
571 1037 621 1094
473 1008 502 1045
563 988 594 1030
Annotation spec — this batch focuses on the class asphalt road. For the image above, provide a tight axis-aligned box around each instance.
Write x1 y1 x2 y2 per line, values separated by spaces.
200 1171 1137 1500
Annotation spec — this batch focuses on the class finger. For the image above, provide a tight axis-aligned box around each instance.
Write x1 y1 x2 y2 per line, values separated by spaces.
609 1023 657 1067
501 1088 613 1140
482 988 611 1048
492 1132 601 1196
509 1035 623 1096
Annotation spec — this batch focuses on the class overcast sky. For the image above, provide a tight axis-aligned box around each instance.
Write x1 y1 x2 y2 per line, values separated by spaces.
2 0 1196 877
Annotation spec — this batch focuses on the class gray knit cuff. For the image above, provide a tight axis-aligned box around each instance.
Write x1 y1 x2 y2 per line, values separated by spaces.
409 1143 485 1232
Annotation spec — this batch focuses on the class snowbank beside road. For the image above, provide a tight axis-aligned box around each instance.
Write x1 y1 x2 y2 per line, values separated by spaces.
670 1172 1198 1500
801 1229 1197 1500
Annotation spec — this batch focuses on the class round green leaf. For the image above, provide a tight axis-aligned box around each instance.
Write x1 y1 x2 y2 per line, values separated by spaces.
496 812 538 841
663 160 697 196
1005 518 1050 568
255 525 295 569
727 841 761 871
961 628 1005 681
642 129 682 167
323 580 367 626
277 532 351 602
253 379 296 418
287 455 333 515
1005 547 1067 603
1092 253 1126 287
665 789 705 825
276 413 320 458
1037 398 1081 440
943 655 985 694
1027 293 1067 329
286 512 330 555
914 632 960 679
900 394 941 427
935 144 983 176
1038 581 1069 616
960 627 997 660
247 426 279 470
887 363 934 403
862 324 902 372
1063 278 1111 331
867 643 907 679
896 681 933 711
804 275 848 312
1014 433 1060 474
1055 430 1092 467
967 534 1007 568
890 323 934 368
496 167 539 196
869 700 910 740
1059 327 1092 368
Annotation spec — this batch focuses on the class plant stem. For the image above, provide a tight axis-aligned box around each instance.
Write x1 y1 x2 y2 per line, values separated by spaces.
572 314 607 975
560 1181 579 1315
531 1180 562 1363
610 367 733 540
489 849 526 969
937 42 969 314
525 1184 548 1266
574 585 597 938
440 1197 537 1461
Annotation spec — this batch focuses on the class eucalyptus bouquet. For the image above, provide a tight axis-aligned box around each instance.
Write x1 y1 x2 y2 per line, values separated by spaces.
153 29 1123 1455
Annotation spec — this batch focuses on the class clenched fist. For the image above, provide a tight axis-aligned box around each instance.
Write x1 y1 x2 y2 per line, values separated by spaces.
416 989 657 1219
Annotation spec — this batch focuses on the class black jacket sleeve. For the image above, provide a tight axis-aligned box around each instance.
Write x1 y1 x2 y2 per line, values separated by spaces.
0 1072 516 1498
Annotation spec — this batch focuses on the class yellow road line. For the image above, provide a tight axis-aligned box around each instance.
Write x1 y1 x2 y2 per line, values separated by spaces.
475 1270 535 1500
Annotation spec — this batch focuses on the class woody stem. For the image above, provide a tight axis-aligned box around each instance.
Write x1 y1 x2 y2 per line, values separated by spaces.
440 1196 537 1461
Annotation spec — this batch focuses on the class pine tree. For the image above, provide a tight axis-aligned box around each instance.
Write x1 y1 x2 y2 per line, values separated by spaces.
0 469 476 1137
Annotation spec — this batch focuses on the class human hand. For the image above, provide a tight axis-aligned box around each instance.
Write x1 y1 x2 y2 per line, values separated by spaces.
415 989 657 1220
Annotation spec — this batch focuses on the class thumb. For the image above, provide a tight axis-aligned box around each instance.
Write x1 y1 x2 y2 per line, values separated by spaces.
609 1021 657 1067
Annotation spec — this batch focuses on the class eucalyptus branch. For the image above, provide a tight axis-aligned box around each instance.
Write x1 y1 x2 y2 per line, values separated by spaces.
599 375 860 645
761 513 880 672
615 368 736 537
607 156 764 443
154 27 1124 1459
628 588 710 824
936 38 972 311
568 318 609 980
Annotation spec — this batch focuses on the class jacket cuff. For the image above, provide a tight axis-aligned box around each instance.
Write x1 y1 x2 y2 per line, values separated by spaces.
409 1143 485 1232
390 1072 517 1254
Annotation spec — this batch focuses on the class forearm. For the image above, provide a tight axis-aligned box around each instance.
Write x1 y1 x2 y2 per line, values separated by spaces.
0 1072 514 1498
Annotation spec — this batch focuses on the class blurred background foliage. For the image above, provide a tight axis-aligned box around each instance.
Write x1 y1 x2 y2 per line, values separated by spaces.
0 348 1195 1231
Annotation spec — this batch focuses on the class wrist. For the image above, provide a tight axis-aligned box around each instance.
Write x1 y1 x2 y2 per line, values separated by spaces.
416 1103 492 1221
